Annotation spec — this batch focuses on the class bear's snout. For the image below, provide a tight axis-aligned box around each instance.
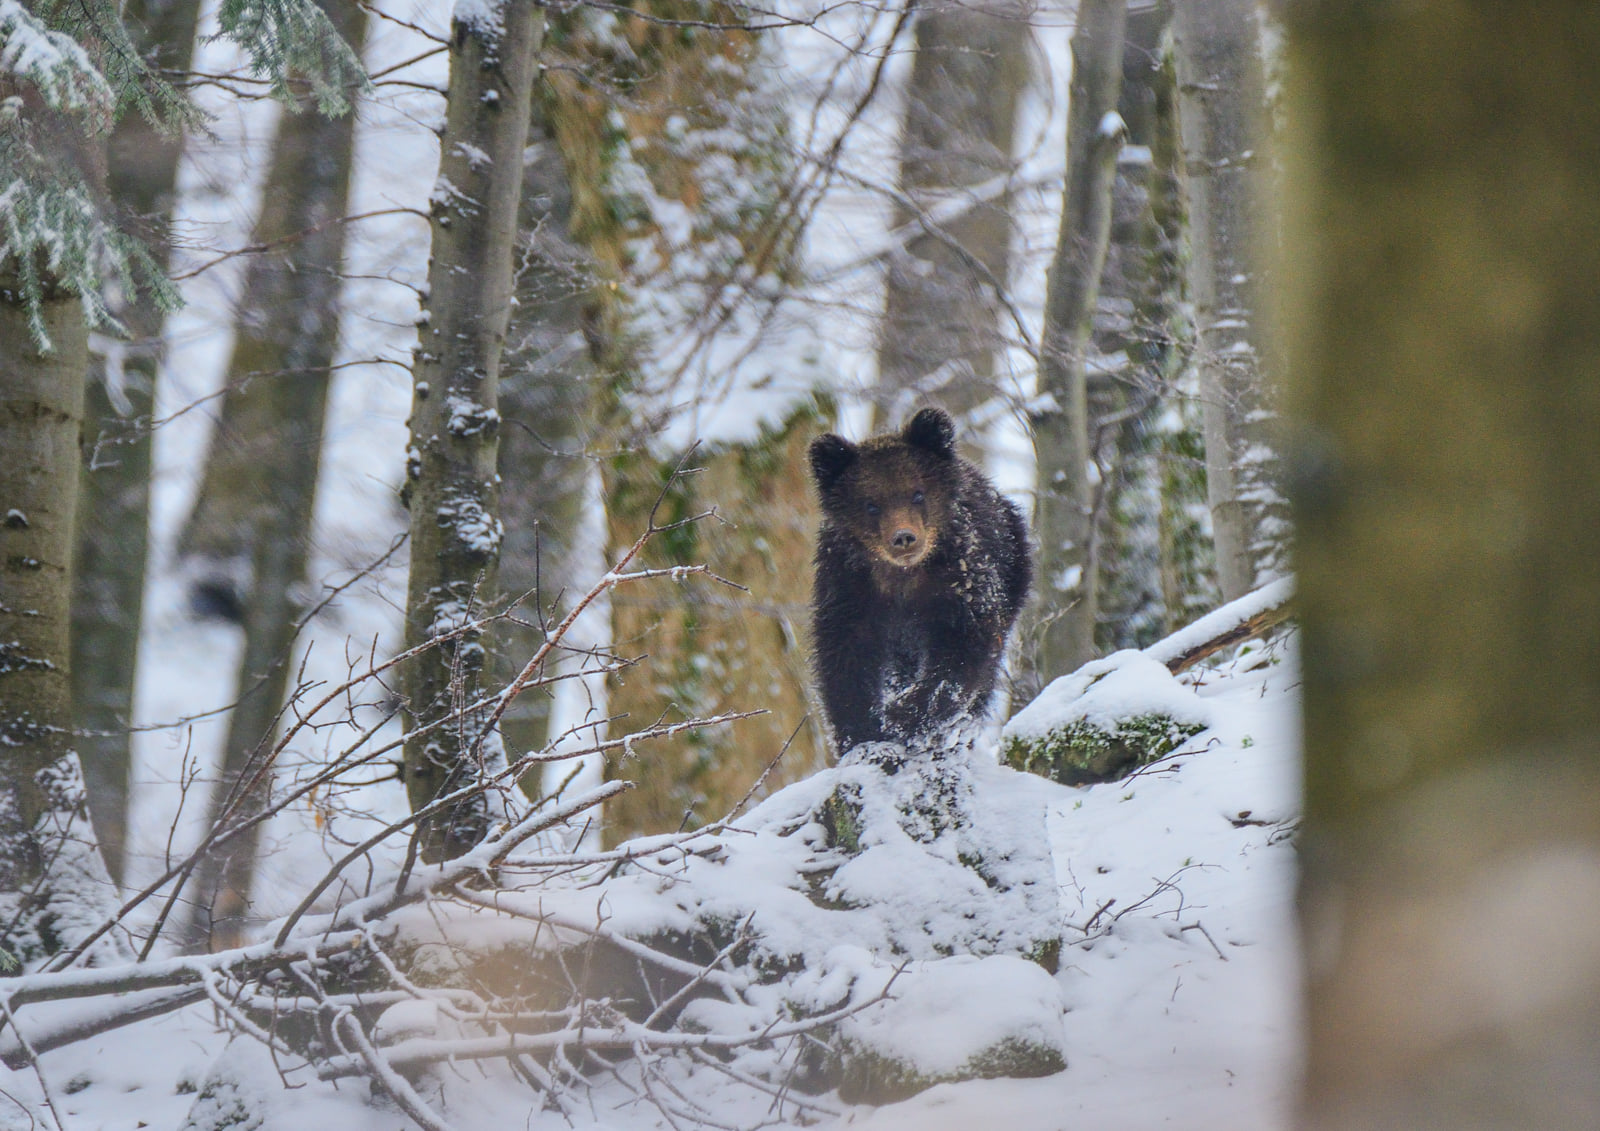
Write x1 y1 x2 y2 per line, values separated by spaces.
891 528 918 550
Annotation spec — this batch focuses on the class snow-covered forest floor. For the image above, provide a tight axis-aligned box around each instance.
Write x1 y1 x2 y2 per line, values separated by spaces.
4 633 1301 1130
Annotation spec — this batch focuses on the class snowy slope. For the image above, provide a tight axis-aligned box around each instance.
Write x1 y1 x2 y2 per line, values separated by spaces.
7 632 1302 1130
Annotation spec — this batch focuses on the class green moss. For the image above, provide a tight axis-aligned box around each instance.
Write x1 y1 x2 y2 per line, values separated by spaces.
836 1034 1066 1105
819 784 864 853
1003 712 1204 786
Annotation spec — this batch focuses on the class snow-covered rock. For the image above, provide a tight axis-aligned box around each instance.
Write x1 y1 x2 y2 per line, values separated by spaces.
1002 649 1211 785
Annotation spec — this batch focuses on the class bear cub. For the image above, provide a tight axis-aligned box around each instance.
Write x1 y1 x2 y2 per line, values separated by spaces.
809 406 1032 753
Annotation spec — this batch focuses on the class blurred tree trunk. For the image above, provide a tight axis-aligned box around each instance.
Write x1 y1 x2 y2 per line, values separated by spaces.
1283 5 1600 1129
0 251 118 968
72 0 203 889
1023 0 1126 693
1172 0 1284 601
179 0 366 948
532 3 815 838
493 93 597 778
401 0 543 863
603 404 829 844
869 0 1030 434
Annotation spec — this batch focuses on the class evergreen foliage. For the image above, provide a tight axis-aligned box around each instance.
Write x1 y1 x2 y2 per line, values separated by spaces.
0 0 367 348
215 0 368 116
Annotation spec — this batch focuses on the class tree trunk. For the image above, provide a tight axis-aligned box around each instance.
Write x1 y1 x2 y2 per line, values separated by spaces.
1083 2 1219 651
1283 5 1600 1128
0 272 118 966
178 0 366 948
72 0 204 889
602 405 829 845
1172 0 1283 601
402 0 543 863
492 93 597 779
869 0 1031 434
1023 0 1126 693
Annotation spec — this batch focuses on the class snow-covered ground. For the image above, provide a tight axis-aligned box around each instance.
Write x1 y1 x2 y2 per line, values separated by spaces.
6 632 1302 1130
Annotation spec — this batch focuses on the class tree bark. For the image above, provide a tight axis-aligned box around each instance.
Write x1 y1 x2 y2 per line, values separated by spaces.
1023 0 1126 693
493 93 596 779
869 0 1031 434
177 0 366 948
1172 0 1283 601
1282 5 1600 1128
72 0 204 888
0 271 114 965
402 0 543 863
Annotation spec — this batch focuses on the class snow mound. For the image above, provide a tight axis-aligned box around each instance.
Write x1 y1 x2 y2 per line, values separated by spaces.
836 954 1066 1103
1002 649 1212 785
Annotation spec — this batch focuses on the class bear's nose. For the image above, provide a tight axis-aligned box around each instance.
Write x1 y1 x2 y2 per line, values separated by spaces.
892 529 918 549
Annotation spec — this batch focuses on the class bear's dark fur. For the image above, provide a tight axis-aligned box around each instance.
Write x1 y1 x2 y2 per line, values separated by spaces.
809 407 1032 753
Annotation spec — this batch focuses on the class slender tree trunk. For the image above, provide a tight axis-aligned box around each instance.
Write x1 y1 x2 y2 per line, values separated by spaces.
1172 0 1283 601
179 0 366 948
402 0 543 863
869 0 1030 433
1023 0 1126 692
1283 6 1600 1129
72 0 204 889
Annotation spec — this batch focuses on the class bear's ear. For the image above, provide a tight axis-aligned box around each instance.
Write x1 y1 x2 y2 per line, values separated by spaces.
903 407 956 458
809 433 857 488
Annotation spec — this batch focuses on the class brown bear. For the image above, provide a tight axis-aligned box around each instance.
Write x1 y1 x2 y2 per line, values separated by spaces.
809 407 1032 753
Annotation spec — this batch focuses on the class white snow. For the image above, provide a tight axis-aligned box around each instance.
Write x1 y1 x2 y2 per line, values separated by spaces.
1004 649 1212 743
8 630 1302 1129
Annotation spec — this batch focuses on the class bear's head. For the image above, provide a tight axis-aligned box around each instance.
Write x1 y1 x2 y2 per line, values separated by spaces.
809 407 960 569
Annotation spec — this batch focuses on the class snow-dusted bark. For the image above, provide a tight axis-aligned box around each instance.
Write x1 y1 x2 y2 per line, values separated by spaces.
870 0 1030 433
1172 0 1285 601
1024 0 1126 692
401 0 543 862
1284 6 1600 1128
1084 6 1221 651
0 257 121 966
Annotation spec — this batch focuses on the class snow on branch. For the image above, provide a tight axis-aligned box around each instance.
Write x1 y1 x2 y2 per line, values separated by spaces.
1144 575 1294 675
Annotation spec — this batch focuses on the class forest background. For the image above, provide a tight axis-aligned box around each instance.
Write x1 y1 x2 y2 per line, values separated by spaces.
2 0 1598 1128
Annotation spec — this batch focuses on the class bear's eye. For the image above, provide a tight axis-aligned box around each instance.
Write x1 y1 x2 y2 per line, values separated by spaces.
911 489 925 506
865 502 881 517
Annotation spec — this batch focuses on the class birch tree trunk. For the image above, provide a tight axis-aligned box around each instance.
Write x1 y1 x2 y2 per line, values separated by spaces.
1023 0 1126 691
1172 0 1283 601
401 0 542 863
72 0 203 888
1283 5 1600 1128
869 0 1030 433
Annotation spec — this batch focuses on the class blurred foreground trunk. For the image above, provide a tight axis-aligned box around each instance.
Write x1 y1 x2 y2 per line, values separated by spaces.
1284 5 1600 1128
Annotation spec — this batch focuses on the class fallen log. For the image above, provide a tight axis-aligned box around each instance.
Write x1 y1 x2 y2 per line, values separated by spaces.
1143 576 1295 675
